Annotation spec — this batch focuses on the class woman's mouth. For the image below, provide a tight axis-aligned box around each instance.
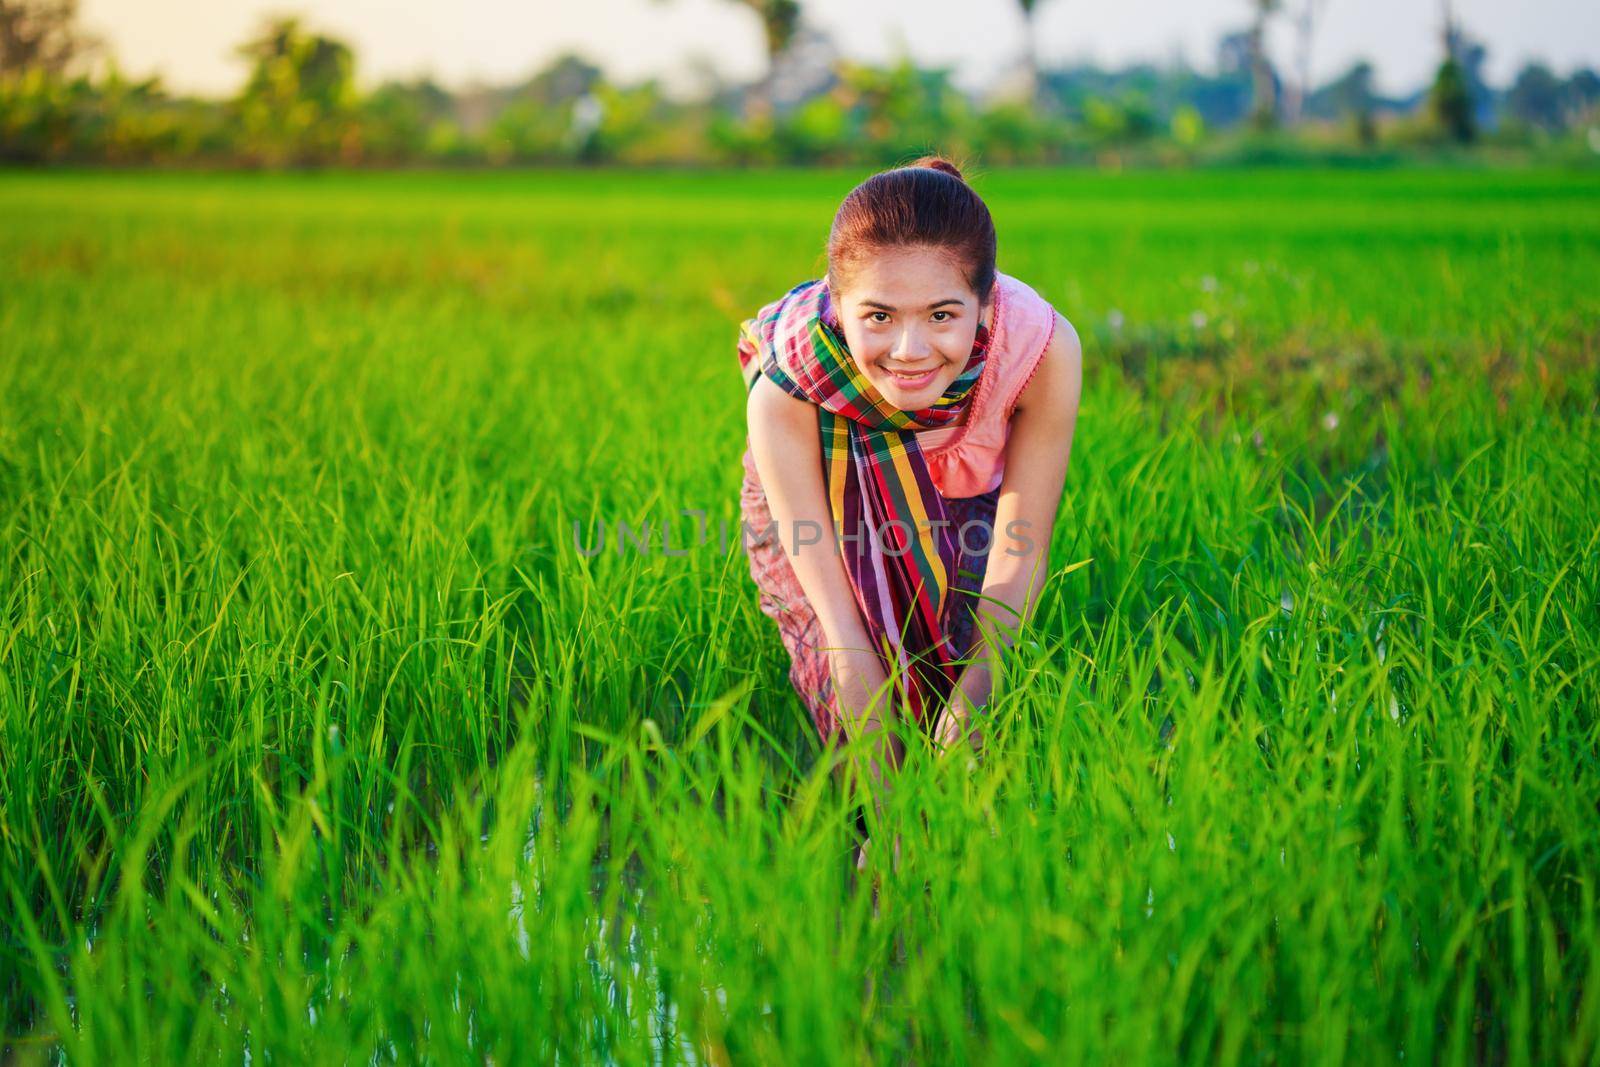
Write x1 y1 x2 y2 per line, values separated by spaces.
883 366 940 391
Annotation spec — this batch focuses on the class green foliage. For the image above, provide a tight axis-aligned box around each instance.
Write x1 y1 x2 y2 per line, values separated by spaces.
707 108 778 164
487 96 581 163
774 94 849 163
361 77 453 163
0 0 97 77
1429 57 1476 145
829 58 972 165
0 6 1594 169
1170 104 1205 148
0 64 230 163
1083 92 1158 146
1505 62 1568 135
739 0 801 62
231 16 359 165
1315 60 1378 146
964 100 1066 165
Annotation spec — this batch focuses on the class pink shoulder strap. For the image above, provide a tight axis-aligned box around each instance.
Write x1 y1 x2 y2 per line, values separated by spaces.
992 272 1058 418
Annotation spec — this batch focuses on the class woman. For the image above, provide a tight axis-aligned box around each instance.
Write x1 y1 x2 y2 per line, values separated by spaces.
737 157 1083 867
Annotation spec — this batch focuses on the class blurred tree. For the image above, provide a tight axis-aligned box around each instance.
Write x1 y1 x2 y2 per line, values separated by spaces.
1013 0 1058 108
773 91 848 162
1246 0 1282 129
1170 103 1205 148
460 51 602 158
1505 62 1564 133
969 98 1060 165
1570 70 1600 102
654 0 798 117
71 64 155 161
363 77 454 162
7 1 1594 170
1451 26 1492 130
744 0 800 73
706 108 776 164
232 16 360 165
0 0 100 77
0 69 74 158
1318 59 1377 144
1283 0 1327 125
1570 69 1600 105
740 0 800 117
486 96 573 162
478 53 613 163
1195 35 1258 127
832 57 973 165
520 53 604 107
1427 0 1475 143
1428 59 1474 143
0 0 122 163
1567 68 1600 130
587 80 676 163
1083 92 1156 146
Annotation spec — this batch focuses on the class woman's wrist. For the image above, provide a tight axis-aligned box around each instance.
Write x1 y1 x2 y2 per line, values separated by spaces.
819 613 875 656
825 639 904 791
934 687 985 764
827 644 889 720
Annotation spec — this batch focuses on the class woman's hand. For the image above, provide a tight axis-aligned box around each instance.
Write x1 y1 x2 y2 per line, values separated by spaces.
826 637 892 735
825 629 905 793
931 623 997 768
931 686 984 768
856 831 903 874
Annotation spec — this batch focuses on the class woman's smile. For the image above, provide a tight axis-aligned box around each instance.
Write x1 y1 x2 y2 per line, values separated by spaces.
883 364 942 391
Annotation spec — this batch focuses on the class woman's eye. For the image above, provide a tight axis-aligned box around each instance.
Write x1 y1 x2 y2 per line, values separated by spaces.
931 311 951 323
869 312 889 323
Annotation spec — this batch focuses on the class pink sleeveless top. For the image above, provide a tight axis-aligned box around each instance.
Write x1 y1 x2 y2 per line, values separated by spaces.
908 270 1059 497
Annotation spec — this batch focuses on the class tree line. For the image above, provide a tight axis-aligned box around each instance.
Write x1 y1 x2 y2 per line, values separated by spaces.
2 0 1597 167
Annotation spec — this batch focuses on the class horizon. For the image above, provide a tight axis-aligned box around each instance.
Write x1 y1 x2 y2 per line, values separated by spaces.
81 0 1600 102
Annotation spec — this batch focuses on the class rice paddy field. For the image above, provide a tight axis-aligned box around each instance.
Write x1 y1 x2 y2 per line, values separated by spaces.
2 165 1599 1064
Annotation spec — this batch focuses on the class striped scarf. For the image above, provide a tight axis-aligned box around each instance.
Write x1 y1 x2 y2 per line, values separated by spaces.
737 278 991 728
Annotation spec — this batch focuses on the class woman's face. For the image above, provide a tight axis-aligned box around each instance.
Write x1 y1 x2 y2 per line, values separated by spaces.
832 245 989 412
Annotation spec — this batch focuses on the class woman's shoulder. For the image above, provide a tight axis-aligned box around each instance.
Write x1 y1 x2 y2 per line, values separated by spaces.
994 270 1054 313
1009 309 1082 420
992 272 1067 360
991 272 1070 417
746 364 817 424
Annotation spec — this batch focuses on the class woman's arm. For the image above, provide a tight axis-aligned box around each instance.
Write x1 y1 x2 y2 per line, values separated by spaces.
932 312 1084 759
745 375 905 780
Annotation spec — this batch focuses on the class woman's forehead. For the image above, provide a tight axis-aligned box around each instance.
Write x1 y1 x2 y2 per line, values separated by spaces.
836 247 979 307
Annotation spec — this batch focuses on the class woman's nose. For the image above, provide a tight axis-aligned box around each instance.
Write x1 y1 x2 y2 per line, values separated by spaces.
891 326 929 361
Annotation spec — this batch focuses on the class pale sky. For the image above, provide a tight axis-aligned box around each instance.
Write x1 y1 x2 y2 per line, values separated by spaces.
81 0 1600 100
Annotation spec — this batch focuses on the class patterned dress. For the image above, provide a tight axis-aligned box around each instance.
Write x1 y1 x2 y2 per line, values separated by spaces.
739 447 999 745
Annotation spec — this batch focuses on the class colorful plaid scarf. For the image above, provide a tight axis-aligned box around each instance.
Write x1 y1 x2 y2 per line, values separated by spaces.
737 278 992 728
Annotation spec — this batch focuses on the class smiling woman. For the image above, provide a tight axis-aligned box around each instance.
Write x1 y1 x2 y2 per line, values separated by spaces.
735 157 1083 866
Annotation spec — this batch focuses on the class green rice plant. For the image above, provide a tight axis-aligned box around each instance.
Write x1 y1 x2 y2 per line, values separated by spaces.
1 166 1597 1064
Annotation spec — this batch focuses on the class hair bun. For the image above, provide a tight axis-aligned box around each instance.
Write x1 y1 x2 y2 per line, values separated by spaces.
909 155 966 183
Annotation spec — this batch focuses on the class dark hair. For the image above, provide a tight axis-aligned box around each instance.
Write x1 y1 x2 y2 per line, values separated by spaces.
826 155 997 306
